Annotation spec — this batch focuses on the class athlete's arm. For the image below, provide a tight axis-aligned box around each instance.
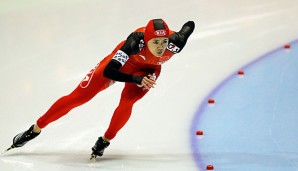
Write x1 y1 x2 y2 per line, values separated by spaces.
104 60 155 89
103 32 147 85
168 21 195 53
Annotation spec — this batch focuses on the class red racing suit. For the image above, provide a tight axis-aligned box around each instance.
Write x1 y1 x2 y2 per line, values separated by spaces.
37 21 195 140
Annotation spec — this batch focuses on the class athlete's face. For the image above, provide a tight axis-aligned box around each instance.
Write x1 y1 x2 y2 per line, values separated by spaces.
147 37 169 57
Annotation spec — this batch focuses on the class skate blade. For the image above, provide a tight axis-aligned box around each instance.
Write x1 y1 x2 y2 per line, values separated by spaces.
90 154 97 160
1 145 15 156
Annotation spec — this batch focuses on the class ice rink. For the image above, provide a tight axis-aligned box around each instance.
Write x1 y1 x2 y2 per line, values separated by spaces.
1 0 298 170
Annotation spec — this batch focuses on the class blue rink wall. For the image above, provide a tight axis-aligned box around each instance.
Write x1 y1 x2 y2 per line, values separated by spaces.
191 40 298 171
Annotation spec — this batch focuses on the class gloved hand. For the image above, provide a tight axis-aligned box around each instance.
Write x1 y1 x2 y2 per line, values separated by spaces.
132 74 156 90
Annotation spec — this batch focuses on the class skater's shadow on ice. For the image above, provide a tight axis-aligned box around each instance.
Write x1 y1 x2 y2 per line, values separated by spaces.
1 151 186 166
1 151 94 165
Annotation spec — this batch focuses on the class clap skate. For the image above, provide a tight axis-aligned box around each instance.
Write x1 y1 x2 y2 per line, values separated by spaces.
3 125 40 153
90 137 110 160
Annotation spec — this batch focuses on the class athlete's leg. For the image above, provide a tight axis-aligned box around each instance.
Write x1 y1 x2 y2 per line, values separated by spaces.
104 68 161 140
37 62 113 128
103 83 148 140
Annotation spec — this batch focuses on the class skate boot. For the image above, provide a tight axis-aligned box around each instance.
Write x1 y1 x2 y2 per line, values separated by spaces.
13 125 40 148
90 137 110 159
4 125 40 153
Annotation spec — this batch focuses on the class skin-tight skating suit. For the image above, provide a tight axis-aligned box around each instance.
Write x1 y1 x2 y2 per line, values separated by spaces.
36 20 195 140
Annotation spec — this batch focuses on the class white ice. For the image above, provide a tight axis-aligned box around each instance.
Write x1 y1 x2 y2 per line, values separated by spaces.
1 0 298 170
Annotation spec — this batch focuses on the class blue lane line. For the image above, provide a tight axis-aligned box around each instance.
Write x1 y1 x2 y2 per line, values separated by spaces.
190 39 298 170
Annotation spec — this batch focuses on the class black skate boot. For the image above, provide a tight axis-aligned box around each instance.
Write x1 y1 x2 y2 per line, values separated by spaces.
12 125 40 148
4 125 40 153
90 137 110 159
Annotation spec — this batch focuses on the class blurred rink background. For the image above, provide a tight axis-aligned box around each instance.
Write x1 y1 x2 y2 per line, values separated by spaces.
1 0 298 170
